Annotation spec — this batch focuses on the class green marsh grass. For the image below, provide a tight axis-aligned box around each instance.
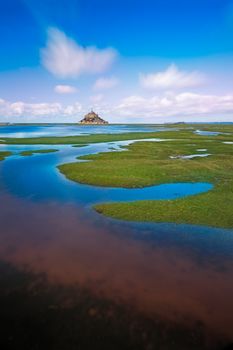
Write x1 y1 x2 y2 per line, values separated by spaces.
58 129 233 228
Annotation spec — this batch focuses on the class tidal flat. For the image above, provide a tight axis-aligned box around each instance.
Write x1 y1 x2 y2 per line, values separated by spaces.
56 125 233 229
0 123 233 349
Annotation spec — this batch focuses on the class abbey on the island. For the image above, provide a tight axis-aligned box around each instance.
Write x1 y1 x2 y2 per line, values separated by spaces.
79 111 108 125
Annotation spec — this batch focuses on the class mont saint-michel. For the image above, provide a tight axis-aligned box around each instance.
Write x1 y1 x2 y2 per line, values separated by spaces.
79 111 108 125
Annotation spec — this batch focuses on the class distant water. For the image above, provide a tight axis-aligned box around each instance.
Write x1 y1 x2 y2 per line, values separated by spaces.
0 124 171 138
195 129 226 136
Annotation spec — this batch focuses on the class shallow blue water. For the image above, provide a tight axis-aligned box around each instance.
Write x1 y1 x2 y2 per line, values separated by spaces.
0 142 212 205
1 139 232 263
195 129 225 136
0 124 170 138
0 132 232 257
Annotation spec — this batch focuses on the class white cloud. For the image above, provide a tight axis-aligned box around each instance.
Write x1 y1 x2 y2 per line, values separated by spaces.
112 92 233 122
140 64 206 90
63 102 82 116
90 94 104 103
1 92 233 123
0 98 82 120
41 28 117 78
93 77 119 90
54 84 77 94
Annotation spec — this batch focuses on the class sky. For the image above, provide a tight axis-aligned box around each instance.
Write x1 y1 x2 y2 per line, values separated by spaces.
0 0 233 123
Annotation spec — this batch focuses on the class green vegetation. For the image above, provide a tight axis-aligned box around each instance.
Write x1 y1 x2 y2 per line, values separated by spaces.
1 124 233 228
0 131 178 144
1 123 232 145
0 151 12 161
58 128 233 228
20 149 58 156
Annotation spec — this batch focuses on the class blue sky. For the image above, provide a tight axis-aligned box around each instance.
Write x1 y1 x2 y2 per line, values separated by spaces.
0 0 233 123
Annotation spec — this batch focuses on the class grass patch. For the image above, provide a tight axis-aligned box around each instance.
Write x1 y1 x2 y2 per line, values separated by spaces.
20 149 58 156
95 186 233 228
1 131 180 145
0 151 12 161
58 128 233 228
